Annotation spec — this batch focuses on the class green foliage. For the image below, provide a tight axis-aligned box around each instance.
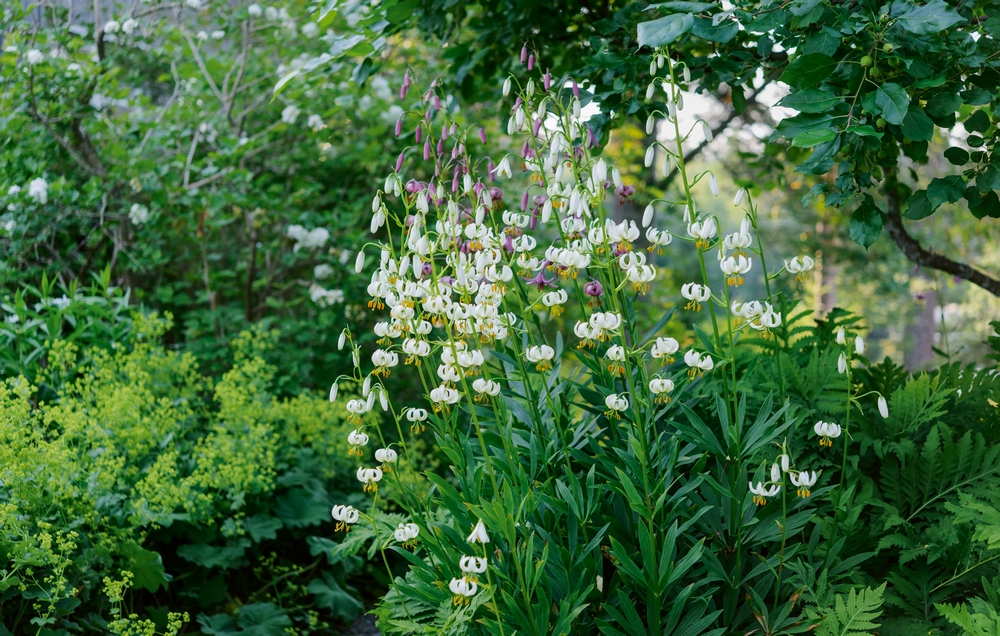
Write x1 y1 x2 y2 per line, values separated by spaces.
0 311 374 634
814 584 887 636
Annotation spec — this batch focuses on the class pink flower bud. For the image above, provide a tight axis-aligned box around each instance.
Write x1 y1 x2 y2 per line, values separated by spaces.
399 83 407 99
434 95 441 110
423 140 431 160
395 117 403 137
415 126 422 143
488 159 495 181
520 45 528 63
527 54 534 71
395 151 405 172
533 118 542 136
437 139 444 155
572 80 580 98
521 189 529 212
479 127 487 144
543 70 551 91
441 124 448 140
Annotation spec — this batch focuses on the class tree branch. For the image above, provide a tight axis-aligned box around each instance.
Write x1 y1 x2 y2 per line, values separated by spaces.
885 177 1000 297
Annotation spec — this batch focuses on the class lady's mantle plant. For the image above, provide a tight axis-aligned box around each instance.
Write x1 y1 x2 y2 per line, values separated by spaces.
328 46 890 635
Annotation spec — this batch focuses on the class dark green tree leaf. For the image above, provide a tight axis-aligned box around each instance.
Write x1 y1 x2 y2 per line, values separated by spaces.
903 190 933 220
874 83 909 125
965 110 991 134
778 89 842 113
780 53 837 89
850 195 884 248
926 175 965 209
943 147 969 166
637 14 694 48
792 128 836 147
892 0 964 35
308 572 363 621
901 108 934 141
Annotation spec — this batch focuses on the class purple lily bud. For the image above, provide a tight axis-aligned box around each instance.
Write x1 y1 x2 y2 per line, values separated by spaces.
473 181 486 197
488 159 496 181
587 127 599 149
513 96 523 110
395 151 405 172
442 124 448 141
533 118 543 136
415 126 422 143
520 45 528 63
452 170 460 192
437 139 444 155
532 194 548 205
450 123 458 135
434 95 441 110
521 190 529 212
395 117 403 137
400 83 407 99
543 70 551 91
479 127 487 144
521 141 530 157
584 280 603 297
489 186 503 202
405 214 416 227
572 80 580 98
527 54 535 71
452 145 459 159
424 110 431 122
423 140 431 160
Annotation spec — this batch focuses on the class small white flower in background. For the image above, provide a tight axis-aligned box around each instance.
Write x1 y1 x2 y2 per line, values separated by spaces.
855 335 865 355
650 337 679 364
286 224 329 251
467 519 490 544
281 104 300 124
375 447 398 467
27 178 48 204
449 577 478 603
784 255 815 282
835 326 846 345
51 295 72 310
605 345 627 375
790 471 818 498
681 282 711 312
313 264 333 279
301 21 318 37
128 203 149 225
309 284 344 307
103 20 120 34
345 398 370 425
749 481 780 506
121 18 138 34
684 350 714 378
331 504 359 531
26 49 44 65
430 385 460 411
2 220 15 234
472 378 501 402
356 466 382 493
211 30 225 40
878 395 889 419
394 522 419 546
604 393 629 418
307 114 325 131
648 377 674 404
7 185 20 196
541 289 568 315
814 421 842 447
265 6 279 20
186 0 202 9
248 3 262 16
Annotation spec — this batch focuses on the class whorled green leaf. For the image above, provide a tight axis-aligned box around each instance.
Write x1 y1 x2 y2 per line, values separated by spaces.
780 53 838 89
850 195 884 249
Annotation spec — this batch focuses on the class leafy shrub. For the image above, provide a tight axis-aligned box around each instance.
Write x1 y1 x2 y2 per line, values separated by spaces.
0 311 378 634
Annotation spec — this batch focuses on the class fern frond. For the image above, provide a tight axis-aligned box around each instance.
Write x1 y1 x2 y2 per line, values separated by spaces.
815 583 886 636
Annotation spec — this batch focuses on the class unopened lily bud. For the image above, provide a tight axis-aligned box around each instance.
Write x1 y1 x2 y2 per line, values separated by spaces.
329 382 338 403
838 352 847 374
363 375 371 396
642 204 654 228
878 395 889 418
338 331 347 350
502 77 512 96
700 120 713 142
708 173 719 196
835 326 846 345
734 187 747 206
646 114 655 135
649 59 657 75
855 335 865 355
395 151 405 172
656 54 664 69
644 145 655 167
683 66 691 83
355 250 365 273
380 390 389 411
395 117 403 137
520 45 527 63
527 53 534 71
646 82 655 101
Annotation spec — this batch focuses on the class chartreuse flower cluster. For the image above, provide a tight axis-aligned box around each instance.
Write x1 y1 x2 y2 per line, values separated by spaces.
322 44 891 625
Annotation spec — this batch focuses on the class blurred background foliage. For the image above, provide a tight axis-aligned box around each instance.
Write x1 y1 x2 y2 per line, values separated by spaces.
1 0 999 632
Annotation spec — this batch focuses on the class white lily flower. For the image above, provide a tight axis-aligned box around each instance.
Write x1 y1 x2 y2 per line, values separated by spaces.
790 470 819 497
467 519 490 544
814 421 842 447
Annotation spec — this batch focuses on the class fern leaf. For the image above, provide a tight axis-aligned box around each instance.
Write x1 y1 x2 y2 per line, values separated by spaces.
816 583 886 636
